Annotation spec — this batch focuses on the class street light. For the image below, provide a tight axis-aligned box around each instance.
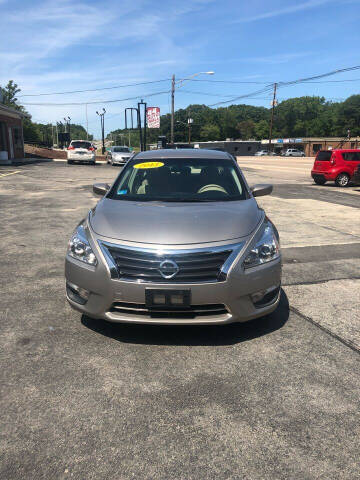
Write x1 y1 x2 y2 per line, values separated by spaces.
176 118 194 144
64 116 71 145
96 108 106 154
171 71 214 144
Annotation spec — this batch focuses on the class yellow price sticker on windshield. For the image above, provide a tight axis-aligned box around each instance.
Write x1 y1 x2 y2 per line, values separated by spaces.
134 161 164 169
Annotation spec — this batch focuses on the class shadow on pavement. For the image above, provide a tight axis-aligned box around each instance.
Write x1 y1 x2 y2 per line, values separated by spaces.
81 289 289 347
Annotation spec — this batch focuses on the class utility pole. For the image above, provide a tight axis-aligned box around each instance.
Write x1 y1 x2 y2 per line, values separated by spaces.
171 74 175 145
268 82 277 153
64 117 71 146
188 117 193 144
85 104 89 140
96 108 106 154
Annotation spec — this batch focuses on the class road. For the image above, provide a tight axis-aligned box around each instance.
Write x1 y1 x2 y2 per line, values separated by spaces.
0 158 359 479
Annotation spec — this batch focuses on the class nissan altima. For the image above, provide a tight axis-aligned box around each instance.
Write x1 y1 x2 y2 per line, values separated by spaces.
65 149 281 325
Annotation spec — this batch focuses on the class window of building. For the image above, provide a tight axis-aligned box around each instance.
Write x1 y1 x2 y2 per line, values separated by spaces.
312 144 322 153
247 146 251 151
13 126 22 148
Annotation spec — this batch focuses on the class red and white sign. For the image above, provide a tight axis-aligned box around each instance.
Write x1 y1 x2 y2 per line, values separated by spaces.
146 107 160 128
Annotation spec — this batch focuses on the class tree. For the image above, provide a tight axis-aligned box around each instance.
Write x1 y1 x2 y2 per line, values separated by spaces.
1 80 23 111
336 95 360 137
237 120 255 139
254 120 269 140
200 124 220 141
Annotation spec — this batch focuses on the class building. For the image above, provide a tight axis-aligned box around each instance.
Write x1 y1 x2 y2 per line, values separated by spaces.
193 140 261 156
0 103 27 164
261 137 360 156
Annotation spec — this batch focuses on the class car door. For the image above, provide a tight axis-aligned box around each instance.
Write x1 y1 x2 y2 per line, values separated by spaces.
342 151 360 176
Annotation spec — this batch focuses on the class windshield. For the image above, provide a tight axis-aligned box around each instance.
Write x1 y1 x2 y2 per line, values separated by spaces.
109 157 248 202
71 141 91 149
113 147 130 153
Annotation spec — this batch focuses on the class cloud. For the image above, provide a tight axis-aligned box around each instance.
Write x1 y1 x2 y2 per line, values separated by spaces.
248 51 315 64
233 0 337 23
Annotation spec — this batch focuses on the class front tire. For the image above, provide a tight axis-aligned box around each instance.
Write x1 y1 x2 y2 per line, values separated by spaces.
314 177 326 185
67 160 73 165
335 173 350 187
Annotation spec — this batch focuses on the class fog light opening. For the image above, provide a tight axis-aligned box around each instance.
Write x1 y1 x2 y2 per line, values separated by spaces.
66 282 90 305
251 286 280 308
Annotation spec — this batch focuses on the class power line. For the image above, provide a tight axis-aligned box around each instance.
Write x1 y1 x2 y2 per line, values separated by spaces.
207 85 275 107
22 89 170 106
18 79 172 97
192 76 360 85
206 64 360 107
180 89 273 99
190 79 268 84
278 65 360 87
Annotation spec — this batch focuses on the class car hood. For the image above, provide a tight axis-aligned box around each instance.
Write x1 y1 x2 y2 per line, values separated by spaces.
90 198 262 245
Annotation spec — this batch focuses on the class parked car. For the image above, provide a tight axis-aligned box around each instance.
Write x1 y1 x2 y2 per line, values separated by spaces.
65 149 281 326
106 146 133 166
255 150 269 156
283 148 305 157
311 149 360 187
67 140 96 165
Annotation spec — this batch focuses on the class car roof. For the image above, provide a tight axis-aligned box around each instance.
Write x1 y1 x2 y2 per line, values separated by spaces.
134 148 233 160
332 149 360 152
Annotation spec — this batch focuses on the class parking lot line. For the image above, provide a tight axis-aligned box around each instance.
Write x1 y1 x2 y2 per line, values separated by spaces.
0 170 21 178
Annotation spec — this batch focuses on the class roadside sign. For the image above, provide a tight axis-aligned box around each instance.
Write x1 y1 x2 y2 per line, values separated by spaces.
146 107 160 128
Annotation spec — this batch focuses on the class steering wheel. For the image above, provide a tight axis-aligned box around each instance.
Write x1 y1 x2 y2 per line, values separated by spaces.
197 184 227 194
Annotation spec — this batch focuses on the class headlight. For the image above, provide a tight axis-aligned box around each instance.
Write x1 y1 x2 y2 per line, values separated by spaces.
243 221 280 269
67 224 97 266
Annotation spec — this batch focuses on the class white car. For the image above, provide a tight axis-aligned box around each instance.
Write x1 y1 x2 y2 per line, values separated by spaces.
107 146 133 166
67 140 96 165
254 150 270 156
283 148 305 157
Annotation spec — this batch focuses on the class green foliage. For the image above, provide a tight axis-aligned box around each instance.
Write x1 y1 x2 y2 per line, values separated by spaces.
200 123 220 141
1 80 92 145
108 95 360 144
3 80 360 146
1 80 23 110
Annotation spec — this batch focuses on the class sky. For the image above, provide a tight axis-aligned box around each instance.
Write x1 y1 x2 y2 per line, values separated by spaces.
1 0 360 138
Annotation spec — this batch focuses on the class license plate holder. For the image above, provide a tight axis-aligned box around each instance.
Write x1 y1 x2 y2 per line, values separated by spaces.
145 289 191 310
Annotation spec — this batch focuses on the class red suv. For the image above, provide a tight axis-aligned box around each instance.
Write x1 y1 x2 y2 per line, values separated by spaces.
311 149 360 187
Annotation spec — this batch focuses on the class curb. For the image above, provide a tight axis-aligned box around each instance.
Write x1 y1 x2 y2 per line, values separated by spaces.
10 158 53 166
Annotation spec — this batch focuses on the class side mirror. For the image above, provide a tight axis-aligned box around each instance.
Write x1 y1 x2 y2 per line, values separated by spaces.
251 184 273 197
93 183 110 196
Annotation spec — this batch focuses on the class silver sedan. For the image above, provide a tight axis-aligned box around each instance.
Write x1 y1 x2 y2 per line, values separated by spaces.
65 149 281 325
107 146 133 166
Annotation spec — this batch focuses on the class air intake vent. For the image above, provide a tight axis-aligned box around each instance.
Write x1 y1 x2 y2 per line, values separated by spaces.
110 302 228 318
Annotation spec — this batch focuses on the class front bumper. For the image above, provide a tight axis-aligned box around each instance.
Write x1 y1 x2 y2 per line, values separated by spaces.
112 157 129 165
65 227 282 325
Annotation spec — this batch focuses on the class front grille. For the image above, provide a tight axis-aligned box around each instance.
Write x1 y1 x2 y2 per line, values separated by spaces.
110 302 228 319
106 245 232 283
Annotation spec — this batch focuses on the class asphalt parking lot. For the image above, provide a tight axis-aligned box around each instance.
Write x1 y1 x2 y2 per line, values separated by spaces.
1 158 359 479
